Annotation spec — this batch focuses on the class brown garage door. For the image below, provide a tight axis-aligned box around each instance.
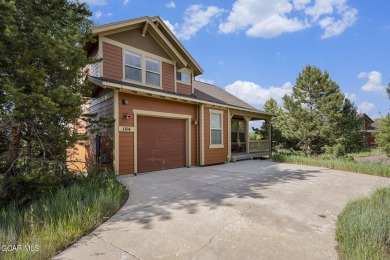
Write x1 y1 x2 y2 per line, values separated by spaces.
137 116 186 173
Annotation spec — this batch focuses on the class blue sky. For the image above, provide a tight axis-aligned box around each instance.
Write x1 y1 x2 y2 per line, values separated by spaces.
85 0 389 119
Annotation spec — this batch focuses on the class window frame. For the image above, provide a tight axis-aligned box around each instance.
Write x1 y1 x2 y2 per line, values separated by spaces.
145 57 161 87
209 109 224 148
124 51 142 83
122 49 162 89
176 71 191 85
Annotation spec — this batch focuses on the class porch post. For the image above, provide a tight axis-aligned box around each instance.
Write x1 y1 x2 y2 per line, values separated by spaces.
113 89 119 175
199 104 205 166
268 118 272 155
227 110 231 162
244 116 251 153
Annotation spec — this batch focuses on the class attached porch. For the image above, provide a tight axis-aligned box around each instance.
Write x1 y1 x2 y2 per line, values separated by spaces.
228 111 272 162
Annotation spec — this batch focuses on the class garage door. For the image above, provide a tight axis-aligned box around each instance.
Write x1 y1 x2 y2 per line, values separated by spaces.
137 116 186 173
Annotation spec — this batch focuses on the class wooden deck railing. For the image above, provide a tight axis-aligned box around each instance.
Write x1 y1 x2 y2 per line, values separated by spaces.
248 140 271 152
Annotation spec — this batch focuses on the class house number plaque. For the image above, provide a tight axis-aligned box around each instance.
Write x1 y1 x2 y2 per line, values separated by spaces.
119 126 134 132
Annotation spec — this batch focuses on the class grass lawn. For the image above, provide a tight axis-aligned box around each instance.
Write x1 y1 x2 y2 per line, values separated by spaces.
0 172 128 260
336 187 390 260
272 153 390 177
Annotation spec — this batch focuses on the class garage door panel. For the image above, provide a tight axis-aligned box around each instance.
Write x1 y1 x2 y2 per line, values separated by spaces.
138 116 186 173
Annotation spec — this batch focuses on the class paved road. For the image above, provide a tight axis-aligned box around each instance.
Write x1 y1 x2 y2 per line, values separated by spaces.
54 160 390 260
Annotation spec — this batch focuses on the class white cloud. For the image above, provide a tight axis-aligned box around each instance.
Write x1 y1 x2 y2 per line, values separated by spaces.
315 4 358 39
95 10 102 19
94 10 113 19
165 5 225 40
123 0 129 5
166 1 175 8
344 92 357 101
225 80 293 108
83 0 107 6
358 71 385 92
163 20 178 35
358 101 375 114
195 77 214 84
219 0 308 38
293 0 311 10
219 0 357 39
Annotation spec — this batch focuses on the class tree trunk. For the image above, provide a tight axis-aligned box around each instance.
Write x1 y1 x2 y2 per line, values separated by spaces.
5 122 21 176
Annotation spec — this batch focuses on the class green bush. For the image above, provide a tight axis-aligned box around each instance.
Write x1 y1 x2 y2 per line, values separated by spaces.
336 187 390 259
0 171 128 260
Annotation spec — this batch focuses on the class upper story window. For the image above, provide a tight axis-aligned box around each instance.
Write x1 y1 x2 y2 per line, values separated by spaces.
146 58 160 87
124 50 161 88
176 71 190 84
125 51 142 82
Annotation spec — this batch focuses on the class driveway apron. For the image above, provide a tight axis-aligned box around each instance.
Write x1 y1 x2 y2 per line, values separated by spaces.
54 160 390 260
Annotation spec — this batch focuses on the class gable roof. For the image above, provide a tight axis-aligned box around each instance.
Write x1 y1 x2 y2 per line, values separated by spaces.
360 113 374 123
91 16 203 76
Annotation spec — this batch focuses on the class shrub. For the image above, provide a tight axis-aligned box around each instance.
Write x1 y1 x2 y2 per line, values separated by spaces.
0 171 128 259
336 187 390 259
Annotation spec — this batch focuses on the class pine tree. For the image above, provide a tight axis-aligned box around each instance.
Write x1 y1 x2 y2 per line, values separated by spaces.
283 65 344 156
0 0 94 176
257 98 295 150
376 83 390 156
331 98 364 155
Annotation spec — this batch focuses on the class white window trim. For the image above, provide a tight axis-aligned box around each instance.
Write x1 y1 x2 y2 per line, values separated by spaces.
209 109 224 149
123 49 162 89
124 51 142 83
176 68 192 86
145 57 161 87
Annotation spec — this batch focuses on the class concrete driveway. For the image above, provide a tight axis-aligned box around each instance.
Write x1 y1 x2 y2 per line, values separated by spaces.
54 160 390 260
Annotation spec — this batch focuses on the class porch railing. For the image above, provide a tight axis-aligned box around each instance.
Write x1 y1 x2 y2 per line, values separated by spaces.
248 140 271 152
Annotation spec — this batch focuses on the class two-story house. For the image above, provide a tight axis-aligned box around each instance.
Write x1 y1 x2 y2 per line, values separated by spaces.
360 113 376 147
72 16 273 175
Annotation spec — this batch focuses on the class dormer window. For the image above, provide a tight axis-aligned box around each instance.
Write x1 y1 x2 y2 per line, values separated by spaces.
176 71 190 84
125 51 142 82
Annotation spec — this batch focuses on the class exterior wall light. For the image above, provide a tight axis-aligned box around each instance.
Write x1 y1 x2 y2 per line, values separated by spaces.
193 119 198 125
122 99 128 105
124 113 131 119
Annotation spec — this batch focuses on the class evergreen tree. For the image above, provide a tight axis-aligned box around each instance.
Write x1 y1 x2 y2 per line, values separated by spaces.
283 65 344 156
0 0 94 176
330 98 364 155
255 98 297 150
376 83 390 157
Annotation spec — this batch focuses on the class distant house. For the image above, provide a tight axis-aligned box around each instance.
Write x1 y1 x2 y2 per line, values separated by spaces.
70 16 273 175
360 113 376 147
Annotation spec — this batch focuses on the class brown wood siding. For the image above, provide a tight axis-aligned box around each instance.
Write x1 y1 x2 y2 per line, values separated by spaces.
88 46 99 77
106 29 171 60
103 42 122 81
138 117 186 173
118 93 198 174
88 89 114 169
177 82 192 95
204 107 228 165
162 62 175 93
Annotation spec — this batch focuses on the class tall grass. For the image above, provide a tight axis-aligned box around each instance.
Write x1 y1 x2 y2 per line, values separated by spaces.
336 187 390 259
348 147 385 158
272 153 390 177
0 172 128 260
